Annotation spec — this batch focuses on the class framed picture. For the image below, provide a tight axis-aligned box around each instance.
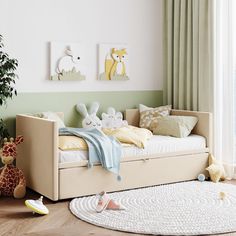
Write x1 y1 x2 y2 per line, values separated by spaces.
98 43 129 80
50 42 86 81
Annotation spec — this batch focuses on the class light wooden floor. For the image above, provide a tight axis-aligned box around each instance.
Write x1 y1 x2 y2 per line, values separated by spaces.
1 181 236 236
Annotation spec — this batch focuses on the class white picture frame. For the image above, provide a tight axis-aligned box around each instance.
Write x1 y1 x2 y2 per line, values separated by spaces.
98 43 129 81
50 42 87 81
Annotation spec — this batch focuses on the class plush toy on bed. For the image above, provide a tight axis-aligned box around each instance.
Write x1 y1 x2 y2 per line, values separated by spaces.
0 136 26 198
101 107 128 129
76 102 102 129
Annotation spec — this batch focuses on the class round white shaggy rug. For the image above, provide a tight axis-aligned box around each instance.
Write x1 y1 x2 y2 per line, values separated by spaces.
70 181 236 235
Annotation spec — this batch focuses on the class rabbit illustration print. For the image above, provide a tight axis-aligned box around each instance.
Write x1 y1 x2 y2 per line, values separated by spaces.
57 46 80 74
50 42 87 81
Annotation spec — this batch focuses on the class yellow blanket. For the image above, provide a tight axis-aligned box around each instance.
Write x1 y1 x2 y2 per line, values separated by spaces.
102 126 153 148
58 135 131 151
59 126 153 150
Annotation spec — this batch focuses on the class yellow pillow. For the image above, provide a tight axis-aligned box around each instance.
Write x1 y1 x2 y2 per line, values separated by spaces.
58 136 88 151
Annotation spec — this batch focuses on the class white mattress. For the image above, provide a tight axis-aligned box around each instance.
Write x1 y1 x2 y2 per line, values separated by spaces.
58 134 206 164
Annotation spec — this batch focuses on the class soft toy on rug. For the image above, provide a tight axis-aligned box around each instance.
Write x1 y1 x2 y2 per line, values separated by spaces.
206 154 226 183
101 107 128 128
219 191 226 200
0 136 26 198
76 102 102 129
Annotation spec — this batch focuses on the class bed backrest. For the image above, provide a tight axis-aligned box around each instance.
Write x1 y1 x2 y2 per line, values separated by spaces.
125 109 212 151
124 109 140 127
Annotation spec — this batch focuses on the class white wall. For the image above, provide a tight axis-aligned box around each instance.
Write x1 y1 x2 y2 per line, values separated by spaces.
0 0 163 92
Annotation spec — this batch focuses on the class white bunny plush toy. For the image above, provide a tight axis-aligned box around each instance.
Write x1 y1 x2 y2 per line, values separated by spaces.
76 102 102 129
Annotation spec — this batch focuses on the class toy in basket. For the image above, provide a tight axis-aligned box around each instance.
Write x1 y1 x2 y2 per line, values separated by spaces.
0 136 26 198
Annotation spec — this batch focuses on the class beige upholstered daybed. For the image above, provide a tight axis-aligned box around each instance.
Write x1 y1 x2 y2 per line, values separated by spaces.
16 109 212 201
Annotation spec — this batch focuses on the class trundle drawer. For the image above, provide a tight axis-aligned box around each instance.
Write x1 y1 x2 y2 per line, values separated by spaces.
59 153 209 199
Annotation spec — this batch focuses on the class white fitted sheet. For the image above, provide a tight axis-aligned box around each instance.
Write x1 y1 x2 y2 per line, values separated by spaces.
58 134 206 164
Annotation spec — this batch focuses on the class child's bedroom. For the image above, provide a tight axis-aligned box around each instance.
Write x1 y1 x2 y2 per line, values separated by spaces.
0 0 235 235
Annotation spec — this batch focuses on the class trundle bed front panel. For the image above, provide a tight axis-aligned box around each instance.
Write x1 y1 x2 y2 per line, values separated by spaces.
59 152 209 199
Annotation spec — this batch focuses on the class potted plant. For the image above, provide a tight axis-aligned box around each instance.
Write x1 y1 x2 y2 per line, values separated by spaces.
0 34 18 146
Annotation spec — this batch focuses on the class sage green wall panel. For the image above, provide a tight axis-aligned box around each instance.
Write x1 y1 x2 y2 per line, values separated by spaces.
0 90 163 136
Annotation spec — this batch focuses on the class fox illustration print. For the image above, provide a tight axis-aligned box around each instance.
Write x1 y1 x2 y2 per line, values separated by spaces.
105 48 127 80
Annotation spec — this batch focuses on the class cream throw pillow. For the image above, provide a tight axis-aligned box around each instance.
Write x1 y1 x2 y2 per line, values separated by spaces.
152 116 198 138
139 104 172 130
42 112 65 129
139 104 153 113
34 111 65 129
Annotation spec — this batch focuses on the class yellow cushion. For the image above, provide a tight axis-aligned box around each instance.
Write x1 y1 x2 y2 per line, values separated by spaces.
206 154 226 183
58 136 88 151
102 125 153 148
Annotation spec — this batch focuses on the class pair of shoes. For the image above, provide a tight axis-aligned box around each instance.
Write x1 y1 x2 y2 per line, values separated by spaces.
95 191 126 213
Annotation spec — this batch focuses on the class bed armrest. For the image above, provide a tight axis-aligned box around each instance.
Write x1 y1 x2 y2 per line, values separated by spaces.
16 114 59 201
171 110 212 151
125 109 212 152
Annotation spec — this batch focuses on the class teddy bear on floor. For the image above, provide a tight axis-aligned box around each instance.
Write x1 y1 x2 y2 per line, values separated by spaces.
0 136 26 198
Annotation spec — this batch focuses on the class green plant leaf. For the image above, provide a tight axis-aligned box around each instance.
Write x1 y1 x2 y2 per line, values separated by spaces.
0 35 18 106
0 119 9 147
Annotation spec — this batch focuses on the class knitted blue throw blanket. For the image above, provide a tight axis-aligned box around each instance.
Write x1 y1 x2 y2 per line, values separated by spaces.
59 127 122 180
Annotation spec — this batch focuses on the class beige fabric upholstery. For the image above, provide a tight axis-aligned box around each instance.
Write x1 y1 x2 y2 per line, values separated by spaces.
16 115 59 200
16 109 211 201
125 109 212 151
59 153 209 199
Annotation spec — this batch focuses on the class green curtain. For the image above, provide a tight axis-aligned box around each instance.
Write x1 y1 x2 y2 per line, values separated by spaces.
163 0 214 111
